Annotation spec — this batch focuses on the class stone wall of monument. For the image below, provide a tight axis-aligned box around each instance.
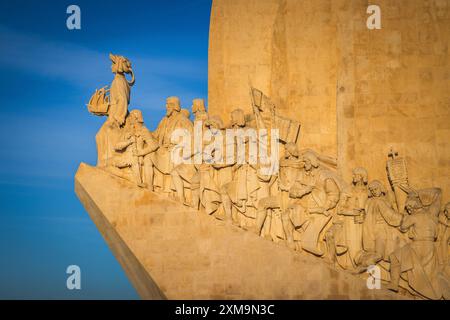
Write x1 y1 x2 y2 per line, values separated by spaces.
208 0 450 200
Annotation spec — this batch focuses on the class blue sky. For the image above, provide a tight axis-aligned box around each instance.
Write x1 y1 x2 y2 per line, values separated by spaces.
0 0 211 299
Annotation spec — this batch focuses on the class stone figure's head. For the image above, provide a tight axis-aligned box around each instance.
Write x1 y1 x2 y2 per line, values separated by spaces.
352 167 368 185
109 53 135 86
368 180 386 198
230 109 246 128
166 96 181 117
301 151 319 171
192 99 206 115
205 116 224 135
405 192 424 214
435 0 448 19
129 109 144 127
285 142 299 159
445 202 450 219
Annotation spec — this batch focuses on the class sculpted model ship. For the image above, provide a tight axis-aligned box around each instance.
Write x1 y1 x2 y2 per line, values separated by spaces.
87 86 110 116
85 54 450 300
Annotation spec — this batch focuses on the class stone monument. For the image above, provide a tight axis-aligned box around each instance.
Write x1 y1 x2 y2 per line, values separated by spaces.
75 1 450 300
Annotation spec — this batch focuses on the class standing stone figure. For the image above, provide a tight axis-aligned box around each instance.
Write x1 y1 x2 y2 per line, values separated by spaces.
111 110 158 188
329 167 369 269
283 151 340 256
388 189 448 300
152 97 193 194
192 98 207 122
171 100 212 206
437 202 450 268
356 180 404 270
130 110 159 190
93 54 135 167
254 142 302 242
197 116 228 215
220 109 259 226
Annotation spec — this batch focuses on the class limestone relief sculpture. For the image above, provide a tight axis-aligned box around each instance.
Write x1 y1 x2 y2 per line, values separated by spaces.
86 54 450 300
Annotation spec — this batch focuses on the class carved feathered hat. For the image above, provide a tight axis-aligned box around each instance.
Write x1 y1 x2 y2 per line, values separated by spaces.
109 53 135 86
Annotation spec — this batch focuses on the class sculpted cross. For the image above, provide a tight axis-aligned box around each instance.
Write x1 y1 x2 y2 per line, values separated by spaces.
388 147 399 160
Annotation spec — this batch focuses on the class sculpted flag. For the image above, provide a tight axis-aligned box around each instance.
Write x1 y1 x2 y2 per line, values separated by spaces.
250 87 300 144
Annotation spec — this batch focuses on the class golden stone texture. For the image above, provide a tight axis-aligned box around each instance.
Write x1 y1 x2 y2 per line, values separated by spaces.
76 1 450 300
208 0 450 200
75 163 403 299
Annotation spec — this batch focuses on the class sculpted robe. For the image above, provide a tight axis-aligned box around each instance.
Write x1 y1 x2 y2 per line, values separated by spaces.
392 212 442 299
152 112 193 175
391 188 448 300
437 212 450 267
96 74 131 167
332 184 368 269
362 195 403 261
109 74 130 126
288 168 340 256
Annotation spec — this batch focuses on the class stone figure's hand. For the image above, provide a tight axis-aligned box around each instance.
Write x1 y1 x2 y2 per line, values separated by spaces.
309 207 326 215
354 212 365 224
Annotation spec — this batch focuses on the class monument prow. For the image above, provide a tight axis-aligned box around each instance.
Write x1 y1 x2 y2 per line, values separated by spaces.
75 162 404 299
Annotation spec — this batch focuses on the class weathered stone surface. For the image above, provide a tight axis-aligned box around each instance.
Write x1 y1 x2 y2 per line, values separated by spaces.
208 0 450 200
75 163 404 299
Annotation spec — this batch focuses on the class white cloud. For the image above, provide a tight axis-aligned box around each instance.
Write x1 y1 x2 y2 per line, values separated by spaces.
0 25 207 93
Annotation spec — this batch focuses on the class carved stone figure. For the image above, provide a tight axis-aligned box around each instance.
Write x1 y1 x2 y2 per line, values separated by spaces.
220 109 259 227
437 202 450 268
254 142 302 242
192 98 207 122
356 180 404 270
93 54 135 167
198 116 228 215
330 167 369 269
388 189 448 299
108 110 158 189
282 151 340 255
108 53 135 126
170 100 213 206
130 110 159 190
152 96 193 194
